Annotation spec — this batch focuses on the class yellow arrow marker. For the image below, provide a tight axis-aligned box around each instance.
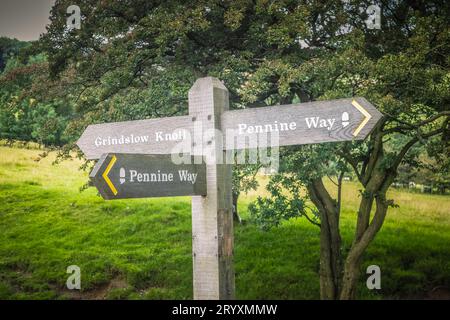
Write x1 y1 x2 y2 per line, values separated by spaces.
351 99 372 137
102 155 118 196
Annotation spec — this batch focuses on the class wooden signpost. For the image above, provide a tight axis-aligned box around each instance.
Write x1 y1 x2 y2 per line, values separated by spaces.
90 154 206 200
77 77 383 300
221 97 381 149
77 115 193 160
78 98 382 159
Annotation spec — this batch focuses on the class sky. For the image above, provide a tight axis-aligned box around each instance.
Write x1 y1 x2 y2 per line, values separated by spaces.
0 0 56 41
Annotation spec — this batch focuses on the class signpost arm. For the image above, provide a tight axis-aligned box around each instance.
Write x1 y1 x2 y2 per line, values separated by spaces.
188 77 235 300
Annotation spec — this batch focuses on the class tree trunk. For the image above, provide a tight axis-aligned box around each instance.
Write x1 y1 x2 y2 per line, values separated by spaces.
308 179 342 299
232 191 242 223
339 252 363 299
339 164 395 299
308 164 394 299
340 193 389 299
318 214 340 299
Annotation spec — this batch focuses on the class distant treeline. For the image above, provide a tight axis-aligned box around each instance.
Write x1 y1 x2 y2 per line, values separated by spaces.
0 31 448 194
0 37 75 147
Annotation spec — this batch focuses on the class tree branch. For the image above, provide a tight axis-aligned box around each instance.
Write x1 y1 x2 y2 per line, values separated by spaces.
303 209 321 228
383 111 450 135
337 150 362 183
362 118 387 185
392 126 446 171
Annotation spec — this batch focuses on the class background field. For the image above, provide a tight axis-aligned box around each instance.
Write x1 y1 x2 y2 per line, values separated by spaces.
0 145 449 299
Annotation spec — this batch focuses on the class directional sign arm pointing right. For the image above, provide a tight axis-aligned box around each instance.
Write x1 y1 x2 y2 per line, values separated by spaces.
352 99 373 137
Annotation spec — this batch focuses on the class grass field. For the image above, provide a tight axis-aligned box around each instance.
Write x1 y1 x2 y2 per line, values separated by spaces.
0 145 449 299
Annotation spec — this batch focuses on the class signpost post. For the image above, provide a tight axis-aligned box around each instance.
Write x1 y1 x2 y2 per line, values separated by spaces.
188 77 235 300
77 76 383 300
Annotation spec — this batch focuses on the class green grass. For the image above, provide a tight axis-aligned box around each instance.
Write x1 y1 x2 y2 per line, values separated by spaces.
0 145 449 299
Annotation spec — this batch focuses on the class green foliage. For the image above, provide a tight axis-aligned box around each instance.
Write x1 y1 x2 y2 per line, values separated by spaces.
248 143 349 228
30 102 69 146
0 146 449 299
0 37 29 72
0 46 74 146
34 1 448 165
1 0 449 298
249 173 313 230
241 1 450 229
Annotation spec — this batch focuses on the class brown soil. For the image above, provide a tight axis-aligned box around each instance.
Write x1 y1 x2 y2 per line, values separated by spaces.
59 277 128 300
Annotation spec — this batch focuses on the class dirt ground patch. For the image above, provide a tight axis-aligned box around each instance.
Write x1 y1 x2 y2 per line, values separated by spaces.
59 277 129 300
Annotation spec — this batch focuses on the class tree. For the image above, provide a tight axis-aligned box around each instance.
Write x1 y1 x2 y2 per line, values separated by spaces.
232 161 262 223
395 142 450 194
0 48 73 147
248 2 450 298
39 0 449 299
0 37 28 72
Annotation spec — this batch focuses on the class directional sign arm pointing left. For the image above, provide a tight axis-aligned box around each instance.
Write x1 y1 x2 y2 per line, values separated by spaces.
90 154 119 199
102 155 118 196
90 153 207 200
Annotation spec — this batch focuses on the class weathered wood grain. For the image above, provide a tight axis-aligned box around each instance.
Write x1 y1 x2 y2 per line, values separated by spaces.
77 115 193 159
90 153 206 200
78 97 383 160
222 97 383 149
189 77 235 300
